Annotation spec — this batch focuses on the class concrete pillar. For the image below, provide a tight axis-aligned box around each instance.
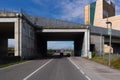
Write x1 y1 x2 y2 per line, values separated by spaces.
14 18 22 57
0 37 8 57
82 29 90 57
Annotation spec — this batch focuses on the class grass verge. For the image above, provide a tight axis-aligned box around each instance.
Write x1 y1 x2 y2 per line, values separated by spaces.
91 55 120 70
91 57 108 65
111 58 120 69
0 60 28 68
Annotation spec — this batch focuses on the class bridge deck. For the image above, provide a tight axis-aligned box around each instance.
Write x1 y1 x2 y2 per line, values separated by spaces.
0 11 120 38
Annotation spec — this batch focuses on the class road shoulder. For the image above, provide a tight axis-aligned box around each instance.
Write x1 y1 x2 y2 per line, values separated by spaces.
69 57 120 80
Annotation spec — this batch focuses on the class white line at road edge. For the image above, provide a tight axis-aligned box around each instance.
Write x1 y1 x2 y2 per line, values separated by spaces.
68 58 91 80
85 75 91 80
68 58 80 69
23 59 53 80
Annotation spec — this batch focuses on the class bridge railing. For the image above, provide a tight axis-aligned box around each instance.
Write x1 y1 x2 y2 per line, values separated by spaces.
0 8 89 29
0 8 22 17
23 14 85 29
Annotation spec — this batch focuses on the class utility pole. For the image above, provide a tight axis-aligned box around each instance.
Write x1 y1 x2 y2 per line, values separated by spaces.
106 21 112 66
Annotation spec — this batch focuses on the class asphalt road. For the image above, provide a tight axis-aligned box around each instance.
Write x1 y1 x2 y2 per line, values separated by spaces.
0 57 87 80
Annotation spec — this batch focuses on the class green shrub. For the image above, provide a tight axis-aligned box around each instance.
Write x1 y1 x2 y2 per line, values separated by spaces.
92 52 96 58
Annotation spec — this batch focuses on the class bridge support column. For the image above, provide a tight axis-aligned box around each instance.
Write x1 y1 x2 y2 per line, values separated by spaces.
14 18 21 57
82 29 90 57
0 37 8 57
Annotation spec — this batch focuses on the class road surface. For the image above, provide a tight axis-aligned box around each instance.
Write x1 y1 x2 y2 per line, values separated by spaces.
0 57 87 80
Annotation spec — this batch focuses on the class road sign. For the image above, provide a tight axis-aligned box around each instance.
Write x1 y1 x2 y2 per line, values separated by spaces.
108 28 111 35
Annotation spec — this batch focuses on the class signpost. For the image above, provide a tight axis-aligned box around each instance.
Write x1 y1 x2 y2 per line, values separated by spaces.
106 21 112 66
108 28 112 35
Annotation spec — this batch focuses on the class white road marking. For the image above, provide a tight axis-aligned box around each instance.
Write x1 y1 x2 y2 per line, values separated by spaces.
68 58 80 69
68 58 91 80
80 70 85 74
85 75 91 80
23 59 53 80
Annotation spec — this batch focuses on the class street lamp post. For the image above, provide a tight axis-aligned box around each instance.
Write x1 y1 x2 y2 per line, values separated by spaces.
106 21 112 66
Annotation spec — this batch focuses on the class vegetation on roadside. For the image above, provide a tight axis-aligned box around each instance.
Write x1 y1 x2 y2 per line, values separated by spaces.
0 60 28 68
92 52 96 58
111 58 120 69
0 56 29 68
91 56 108 65
8 47 14 56
47 49 56 56
91 54 120 69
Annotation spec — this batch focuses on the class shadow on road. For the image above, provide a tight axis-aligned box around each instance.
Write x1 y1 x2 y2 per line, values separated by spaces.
34 53 70 60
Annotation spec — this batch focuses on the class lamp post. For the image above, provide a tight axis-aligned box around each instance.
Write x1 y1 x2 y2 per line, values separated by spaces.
106 21 112 66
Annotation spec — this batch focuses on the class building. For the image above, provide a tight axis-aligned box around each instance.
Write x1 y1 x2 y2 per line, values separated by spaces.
84 0 120 30
84 0 120 54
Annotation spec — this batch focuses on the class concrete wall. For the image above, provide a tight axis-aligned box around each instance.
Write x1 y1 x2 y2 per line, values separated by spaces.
90 34 104 56
24 14 83 27
21 19 37 59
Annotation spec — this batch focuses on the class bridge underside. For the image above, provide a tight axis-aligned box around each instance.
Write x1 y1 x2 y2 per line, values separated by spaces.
0 22 14 57
36 32 85 56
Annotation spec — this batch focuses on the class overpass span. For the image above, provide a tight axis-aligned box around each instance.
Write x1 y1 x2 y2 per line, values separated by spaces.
0 11 120 58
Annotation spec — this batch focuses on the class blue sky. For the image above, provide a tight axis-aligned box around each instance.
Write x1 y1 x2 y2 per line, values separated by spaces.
0 0 119 49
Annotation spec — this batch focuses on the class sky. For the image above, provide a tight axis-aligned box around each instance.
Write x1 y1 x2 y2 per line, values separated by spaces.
0 0 119 49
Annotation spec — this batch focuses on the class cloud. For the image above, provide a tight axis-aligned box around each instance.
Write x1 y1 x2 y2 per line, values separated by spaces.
31 0 120 20
115 1 120 15
31 0 96 22
54 0 96 22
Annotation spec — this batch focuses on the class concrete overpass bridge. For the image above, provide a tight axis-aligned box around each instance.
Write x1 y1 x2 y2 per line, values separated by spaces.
0 11 120 59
